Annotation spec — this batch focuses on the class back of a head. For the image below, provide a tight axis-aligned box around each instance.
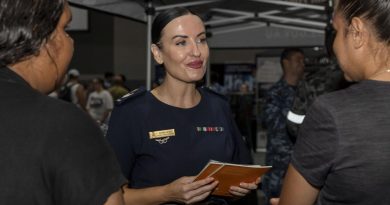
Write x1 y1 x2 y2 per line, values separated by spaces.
112 75 124 85
151 7 196 44
92 77 104 87
336 0 390 44
0 0 65 66
68 69 80 79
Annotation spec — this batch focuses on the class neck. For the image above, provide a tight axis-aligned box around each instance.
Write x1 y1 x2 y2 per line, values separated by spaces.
366 44 390 81
284 75 300 86
367 68 390 81
151 80 200 109
8 60 46 93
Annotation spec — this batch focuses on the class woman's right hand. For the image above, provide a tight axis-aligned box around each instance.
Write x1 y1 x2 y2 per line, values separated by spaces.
164 176 218 204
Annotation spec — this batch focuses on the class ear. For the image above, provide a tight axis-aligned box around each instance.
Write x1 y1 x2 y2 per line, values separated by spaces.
282 58 289 70
151 44 163 64
349 17 366 49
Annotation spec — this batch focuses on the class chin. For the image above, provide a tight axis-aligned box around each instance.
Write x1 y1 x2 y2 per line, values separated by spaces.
189 73 206 81
186 70 205 80
344 77 353 82
343 74 359 82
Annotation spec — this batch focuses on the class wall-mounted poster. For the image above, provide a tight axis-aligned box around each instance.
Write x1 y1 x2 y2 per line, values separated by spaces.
223 64 256 93
256 57 283 83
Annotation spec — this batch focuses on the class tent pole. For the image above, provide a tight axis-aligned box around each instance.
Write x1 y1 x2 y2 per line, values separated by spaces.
145 0 154 90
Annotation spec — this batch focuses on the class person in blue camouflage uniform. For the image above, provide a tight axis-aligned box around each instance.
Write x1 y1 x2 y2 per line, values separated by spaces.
286 59 351 143
261 48 305 205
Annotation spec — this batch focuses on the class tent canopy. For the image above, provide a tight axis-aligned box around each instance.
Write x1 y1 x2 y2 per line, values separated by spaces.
69 0 332 48
68 0 332 89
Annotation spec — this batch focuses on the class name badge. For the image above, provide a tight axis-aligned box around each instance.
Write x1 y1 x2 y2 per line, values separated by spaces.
149 129 175 139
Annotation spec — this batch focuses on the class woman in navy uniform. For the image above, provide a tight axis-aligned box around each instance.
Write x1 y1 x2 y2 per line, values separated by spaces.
106 7 258 205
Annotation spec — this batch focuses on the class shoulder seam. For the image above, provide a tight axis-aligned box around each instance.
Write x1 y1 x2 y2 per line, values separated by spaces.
115 87 147 105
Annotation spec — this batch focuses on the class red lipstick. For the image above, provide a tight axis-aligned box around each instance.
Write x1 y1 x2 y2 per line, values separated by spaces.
187 60 203 69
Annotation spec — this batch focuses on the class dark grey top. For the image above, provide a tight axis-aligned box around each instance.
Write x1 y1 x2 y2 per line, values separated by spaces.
0 66 127 205
292 80 390 205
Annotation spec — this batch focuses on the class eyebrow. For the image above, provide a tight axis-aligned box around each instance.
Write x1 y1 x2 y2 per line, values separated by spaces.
171 31 207 40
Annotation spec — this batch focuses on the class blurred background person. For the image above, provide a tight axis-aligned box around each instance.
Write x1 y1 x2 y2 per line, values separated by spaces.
209 72 227 95
109 74 129 101
104 71 114 89
261 48 305 205
87 77 114 126
286 58 350 143
58 68 87 110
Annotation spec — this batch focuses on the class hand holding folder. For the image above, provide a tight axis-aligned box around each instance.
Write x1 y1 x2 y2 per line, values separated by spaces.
194 160 272 197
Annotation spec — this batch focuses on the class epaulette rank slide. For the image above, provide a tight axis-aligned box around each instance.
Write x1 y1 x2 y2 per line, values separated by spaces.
115 87 146 105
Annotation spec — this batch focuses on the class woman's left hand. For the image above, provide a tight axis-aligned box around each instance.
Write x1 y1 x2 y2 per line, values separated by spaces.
228 177 261 197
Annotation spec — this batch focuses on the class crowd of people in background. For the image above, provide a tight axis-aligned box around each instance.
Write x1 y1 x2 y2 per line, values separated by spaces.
49 69 130 130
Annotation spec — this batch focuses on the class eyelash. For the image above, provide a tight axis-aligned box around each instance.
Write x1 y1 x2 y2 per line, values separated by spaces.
176 41 186 46
176 38 207 46
198 38 207 44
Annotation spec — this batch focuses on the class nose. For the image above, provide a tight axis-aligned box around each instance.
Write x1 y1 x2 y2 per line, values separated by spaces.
191 41 201 57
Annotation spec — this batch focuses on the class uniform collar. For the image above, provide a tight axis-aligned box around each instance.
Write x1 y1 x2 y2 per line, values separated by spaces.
279 78 297 89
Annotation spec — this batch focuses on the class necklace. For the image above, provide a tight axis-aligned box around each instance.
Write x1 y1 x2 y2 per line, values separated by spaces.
368 68 390 80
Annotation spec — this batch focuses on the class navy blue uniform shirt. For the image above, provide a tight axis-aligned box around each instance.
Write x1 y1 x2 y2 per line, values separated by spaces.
106 87 252 189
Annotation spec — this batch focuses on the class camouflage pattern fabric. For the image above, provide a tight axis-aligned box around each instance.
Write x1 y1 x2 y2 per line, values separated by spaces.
261 79 296 205
287 64 349 143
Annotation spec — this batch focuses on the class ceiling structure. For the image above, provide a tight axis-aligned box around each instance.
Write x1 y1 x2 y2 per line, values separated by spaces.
68 0 333 89
69 0 333 44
